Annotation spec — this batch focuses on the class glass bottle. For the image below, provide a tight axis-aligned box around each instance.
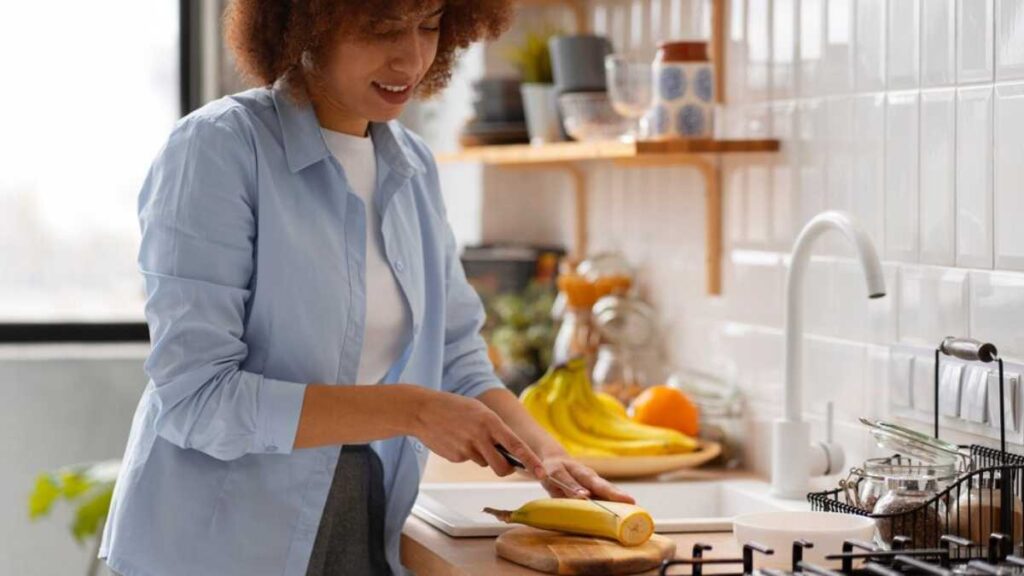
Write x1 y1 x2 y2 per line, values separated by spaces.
873 477 946 548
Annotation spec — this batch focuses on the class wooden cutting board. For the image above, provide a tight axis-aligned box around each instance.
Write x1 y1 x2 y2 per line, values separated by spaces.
495 527 676 575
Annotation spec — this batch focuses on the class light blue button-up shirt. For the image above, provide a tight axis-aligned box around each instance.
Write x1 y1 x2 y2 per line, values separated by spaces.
99 81 504 576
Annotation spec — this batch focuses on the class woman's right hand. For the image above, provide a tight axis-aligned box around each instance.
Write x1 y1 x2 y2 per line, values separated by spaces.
410 388 547 480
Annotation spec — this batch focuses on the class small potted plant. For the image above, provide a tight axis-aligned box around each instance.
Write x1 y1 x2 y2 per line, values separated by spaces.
505 28 563 145
28 460 120 576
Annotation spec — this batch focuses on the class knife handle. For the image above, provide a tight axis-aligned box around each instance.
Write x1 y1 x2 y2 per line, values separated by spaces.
494 444 525 469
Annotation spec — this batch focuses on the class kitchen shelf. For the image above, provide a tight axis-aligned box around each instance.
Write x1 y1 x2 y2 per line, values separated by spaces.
437 139 779 166
438 138 780 295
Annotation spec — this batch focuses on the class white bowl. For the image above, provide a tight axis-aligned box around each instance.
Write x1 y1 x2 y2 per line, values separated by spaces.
733 511 877 570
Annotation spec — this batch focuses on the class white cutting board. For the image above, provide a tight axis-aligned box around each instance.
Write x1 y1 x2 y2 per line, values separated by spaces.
413 481 738 537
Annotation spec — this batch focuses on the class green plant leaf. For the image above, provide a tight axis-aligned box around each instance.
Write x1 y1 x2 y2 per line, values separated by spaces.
71 485 114 544
28 473 61 519
59 470 91 500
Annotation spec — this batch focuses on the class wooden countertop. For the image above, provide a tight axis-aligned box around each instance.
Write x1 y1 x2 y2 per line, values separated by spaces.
400 457 753 575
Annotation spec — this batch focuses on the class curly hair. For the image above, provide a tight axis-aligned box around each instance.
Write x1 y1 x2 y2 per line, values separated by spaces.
223 0 514 101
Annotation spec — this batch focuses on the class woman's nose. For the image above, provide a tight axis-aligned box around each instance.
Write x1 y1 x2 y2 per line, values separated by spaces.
389 32 424 76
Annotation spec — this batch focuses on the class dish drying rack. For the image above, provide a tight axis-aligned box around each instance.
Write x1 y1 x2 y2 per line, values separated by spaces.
808 337 1024 559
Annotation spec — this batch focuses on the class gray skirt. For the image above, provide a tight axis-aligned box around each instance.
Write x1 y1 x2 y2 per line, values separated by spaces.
305 444 391 576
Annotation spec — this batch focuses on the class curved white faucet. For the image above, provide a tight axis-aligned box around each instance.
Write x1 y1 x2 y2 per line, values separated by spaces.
771 211 886 499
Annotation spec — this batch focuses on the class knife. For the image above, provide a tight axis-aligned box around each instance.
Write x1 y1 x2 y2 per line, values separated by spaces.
493 443 621 519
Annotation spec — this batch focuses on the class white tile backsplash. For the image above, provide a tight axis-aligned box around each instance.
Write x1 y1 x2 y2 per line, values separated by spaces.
856 0 889 92
997 0 1024 80
898 266 970 346
971 271 1024 360
994 82 1024 271
919 89 958 266
888 0 922 89
885 91 921 262
958 0 996 83
923 0 958 87
956 86 995 268
476 0 1024 451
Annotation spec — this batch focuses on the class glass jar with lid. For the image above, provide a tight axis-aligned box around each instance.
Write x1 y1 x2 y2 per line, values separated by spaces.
850 456 959 512
590 295 662 404
873 476 947 547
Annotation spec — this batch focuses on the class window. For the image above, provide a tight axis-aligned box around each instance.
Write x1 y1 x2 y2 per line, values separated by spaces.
0 2 181 331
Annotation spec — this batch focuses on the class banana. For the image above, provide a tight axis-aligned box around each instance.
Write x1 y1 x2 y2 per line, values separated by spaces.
483 498 655 546
566 370 698 451
548 371 686 456
521 371 616 457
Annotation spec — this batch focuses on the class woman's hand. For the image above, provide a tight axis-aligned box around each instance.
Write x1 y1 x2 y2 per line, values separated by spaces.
411 388 547 479
538 453 635 504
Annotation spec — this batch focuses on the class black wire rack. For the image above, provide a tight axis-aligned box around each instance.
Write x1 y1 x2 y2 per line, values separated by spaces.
808 337 1024 558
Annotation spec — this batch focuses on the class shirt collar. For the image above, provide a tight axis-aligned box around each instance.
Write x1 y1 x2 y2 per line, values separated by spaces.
271 80 425 178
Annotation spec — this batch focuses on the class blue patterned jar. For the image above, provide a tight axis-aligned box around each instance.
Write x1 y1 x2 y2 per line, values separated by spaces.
649 41 714 139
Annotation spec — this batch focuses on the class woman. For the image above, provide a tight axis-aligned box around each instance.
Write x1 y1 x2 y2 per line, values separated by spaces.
100 1 633 575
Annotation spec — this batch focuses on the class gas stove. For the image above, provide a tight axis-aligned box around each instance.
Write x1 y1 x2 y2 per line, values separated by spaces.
659 534 1022 576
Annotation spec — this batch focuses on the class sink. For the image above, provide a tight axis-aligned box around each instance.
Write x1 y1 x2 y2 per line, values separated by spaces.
412 479 808 537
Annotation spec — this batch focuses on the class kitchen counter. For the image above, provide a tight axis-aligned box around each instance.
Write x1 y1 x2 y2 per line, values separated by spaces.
400 457 755 575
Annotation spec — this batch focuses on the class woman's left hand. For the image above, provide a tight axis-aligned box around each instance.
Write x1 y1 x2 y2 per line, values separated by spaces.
538 454 635 504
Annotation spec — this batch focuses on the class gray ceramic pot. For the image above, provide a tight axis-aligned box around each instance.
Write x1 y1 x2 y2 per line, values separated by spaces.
548 34 613 94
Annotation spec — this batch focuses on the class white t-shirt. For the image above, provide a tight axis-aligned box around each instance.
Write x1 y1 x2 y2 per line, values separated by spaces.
321 127 411 385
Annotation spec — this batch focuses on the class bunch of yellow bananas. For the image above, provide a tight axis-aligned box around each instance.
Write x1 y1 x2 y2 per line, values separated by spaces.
520 359 698 457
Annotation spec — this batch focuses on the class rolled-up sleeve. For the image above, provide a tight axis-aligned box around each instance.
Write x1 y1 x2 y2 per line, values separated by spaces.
138 113 306 461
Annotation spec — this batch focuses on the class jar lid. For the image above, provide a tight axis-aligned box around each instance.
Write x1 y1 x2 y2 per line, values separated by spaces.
656 41 709 62
859 418 963 465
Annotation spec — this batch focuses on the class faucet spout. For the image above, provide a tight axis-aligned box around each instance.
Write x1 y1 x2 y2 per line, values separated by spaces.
771 211 886 499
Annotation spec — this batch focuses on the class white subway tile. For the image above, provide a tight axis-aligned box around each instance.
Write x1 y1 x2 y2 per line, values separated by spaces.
803 337 867 420
970 271 1024 361
922 0 958 87
956 86 995 268
826 97 855 215
885 91 921 262
773 0 798 99
824 0 855 94
833 259 898 343
852 94 887 250
856 0 888 92
898 266 970 346
801 0 826 96
994 83 1024 271
996 0 1024 80
958 0 995 83
798 257 838 338
724 157 747 247
724 250 784 327
746 162 772 244
888 0 922 89
746 0 772 98
919 89 957 266
797 99 827 227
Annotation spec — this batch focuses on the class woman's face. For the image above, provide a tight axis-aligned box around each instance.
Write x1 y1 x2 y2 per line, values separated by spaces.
313 2 444 125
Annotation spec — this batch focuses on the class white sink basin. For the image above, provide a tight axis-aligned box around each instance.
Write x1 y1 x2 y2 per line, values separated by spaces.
413 479 808 537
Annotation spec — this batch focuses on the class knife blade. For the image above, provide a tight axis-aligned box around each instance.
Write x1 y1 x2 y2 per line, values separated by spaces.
493 443 621 519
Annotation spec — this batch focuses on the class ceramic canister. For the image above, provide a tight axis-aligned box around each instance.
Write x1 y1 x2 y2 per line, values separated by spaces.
649 41 714 139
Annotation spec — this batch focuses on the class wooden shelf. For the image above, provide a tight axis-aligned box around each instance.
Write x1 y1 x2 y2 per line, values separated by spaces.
437 138 779 166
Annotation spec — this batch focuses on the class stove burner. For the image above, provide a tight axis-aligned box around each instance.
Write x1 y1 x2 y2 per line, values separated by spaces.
658 533 1022 576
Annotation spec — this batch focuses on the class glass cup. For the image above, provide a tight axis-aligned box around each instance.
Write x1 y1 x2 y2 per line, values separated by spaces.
604 54 653 141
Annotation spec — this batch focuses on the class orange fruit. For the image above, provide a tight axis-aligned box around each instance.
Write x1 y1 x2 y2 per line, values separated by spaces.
629 385 700 437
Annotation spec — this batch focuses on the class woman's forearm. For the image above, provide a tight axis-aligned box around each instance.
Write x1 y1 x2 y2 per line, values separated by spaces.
477 387 567 459
293 383 427 449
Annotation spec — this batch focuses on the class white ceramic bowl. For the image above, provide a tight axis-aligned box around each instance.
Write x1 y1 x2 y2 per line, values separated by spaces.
733 511 877 570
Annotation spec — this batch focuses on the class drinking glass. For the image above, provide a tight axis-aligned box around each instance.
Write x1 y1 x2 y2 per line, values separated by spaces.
604 54 654 141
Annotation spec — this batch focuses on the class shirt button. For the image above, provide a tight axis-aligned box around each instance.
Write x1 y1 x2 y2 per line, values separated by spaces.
266 444 278 453
394 260 405 273
414 441 424 453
